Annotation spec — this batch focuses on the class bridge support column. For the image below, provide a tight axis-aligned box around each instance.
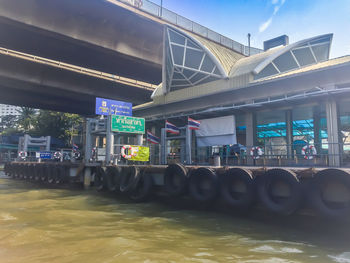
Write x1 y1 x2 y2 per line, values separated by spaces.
84 118 92 163
83 167 92 189
136 134 143 145
286 110 293 159
160 128 166 164
326 99 341 167
245 112 256 165
185 125 192 165
105 115 113 164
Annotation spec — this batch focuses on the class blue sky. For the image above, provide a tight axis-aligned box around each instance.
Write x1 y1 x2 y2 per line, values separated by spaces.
156 0 350 58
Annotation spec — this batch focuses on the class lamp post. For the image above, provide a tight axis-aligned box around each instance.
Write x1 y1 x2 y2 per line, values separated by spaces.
247 33 251 56
160 0 163 17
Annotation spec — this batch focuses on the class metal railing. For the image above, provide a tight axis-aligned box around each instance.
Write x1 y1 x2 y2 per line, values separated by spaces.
145 142 350 167
117 0 262 56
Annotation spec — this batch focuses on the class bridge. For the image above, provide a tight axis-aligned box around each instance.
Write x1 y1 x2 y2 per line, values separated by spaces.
0 0 259 114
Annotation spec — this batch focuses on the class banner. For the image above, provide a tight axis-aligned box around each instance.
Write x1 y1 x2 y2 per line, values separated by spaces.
130 146 150 162
195 115 237 147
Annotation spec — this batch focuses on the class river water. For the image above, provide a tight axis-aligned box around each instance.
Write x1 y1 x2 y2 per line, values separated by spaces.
0 173 349 263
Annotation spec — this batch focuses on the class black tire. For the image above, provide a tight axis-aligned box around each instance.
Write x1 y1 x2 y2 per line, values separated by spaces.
57 165 69 184
221 168 256 209
15 163 21 179
4 163 9 176
48 164 57 184
29 164 36 180
7 163 13 177
18 163 25 179
129 168 154 202
164 163 188 197
309 169 350 218
5 163 10 177
94 167 107 191
119 166 139 193
257 169 302 215
189 167 219 202
53 165 63 184
26 164 34 181
13 163 19 179
23 163 30 180
105 166 121 192
34 163 43 182
40 164 49 182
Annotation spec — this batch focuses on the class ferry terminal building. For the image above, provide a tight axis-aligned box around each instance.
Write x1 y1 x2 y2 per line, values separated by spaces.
134 26 350 167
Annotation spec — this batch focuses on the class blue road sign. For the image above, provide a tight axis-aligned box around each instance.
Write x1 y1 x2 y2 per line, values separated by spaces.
40 152 52 159
95 97 132 116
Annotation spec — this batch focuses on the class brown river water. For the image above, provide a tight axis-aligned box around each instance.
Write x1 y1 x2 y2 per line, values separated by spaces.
0 172 349 263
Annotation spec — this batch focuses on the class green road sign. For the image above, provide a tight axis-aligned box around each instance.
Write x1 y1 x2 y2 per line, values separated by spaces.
111 115 145 134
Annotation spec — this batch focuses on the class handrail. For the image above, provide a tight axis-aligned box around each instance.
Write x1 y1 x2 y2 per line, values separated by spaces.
117 0 262 56
0 47 157 91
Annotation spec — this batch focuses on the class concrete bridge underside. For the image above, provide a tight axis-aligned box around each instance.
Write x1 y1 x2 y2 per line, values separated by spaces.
0 53 152 115
0 0 168 114
0 0 164 84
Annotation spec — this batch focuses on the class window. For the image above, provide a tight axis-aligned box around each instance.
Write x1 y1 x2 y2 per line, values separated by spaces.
163 26 226 93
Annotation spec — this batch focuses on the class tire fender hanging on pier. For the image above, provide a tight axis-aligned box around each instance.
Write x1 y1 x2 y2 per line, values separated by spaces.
41 164 49 182
48 164 57 184
18 163 25 179
4 163 9 176
95 167 108 191
106 166 121 192
164 163 189 197
309 169 350 218
221 168 256 209
257 168 302 215
189 167 219 202
119 166 139 193
28 164 35 180
23 163 30 180
129 167 154 202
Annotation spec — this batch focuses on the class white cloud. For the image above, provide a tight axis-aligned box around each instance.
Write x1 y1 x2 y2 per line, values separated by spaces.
259 17 273 33
259 0 287 33
273 5 280 14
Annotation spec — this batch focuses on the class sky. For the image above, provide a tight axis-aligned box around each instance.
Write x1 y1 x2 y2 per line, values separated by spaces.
154 0 350 58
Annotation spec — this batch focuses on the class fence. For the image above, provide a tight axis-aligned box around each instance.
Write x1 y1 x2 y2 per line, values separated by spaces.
135 142 350 168
118 0 262 56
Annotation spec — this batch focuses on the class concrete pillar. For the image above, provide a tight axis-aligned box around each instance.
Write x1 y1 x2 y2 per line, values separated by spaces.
313 107 321 153
114 134 121 165
83 167 92 189
160 128 167 164
285 110 293 159
150 126 156 164
326 99 340 167
185 125 192 165
136 134 143 146
105 116 112 164
23 134 29 152
245 112 256 165
46 136 51 151
84 119 92 163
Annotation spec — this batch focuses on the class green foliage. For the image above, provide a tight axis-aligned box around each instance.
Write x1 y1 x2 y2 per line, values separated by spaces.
32 111 83 146
17 107 37 132
0 107 83 146
0 115 18 134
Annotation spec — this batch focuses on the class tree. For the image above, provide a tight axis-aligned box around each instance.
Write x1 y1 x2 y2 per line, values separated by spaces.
0 115 19 134
32 110 83 146
17 107 37 132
